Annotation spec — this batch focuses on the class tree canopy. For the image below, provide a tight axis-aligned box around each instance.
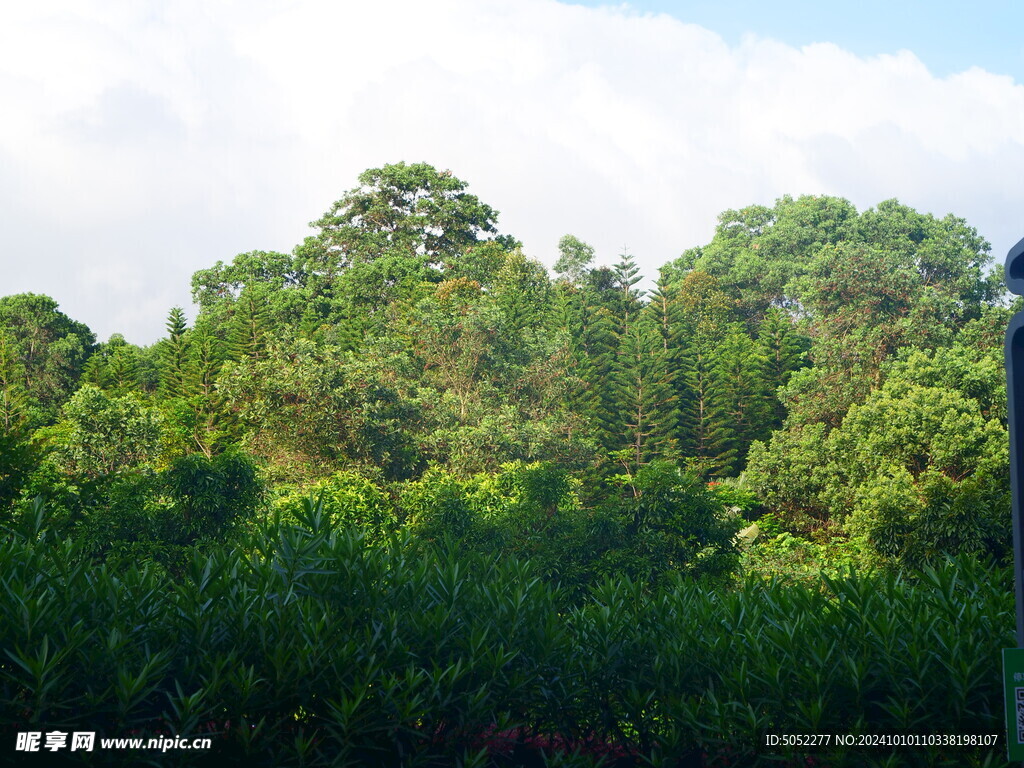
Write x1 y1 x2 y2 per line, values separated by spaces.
0 166 1010 574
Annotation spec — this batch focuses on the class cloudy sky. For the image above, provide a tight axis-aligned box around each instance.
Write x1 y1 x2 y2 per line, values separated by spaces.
2 0 1022 344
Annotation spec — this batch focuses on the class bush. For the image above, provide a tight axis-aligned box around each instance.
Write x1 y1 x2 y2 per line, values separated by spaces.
0 501 1012 766
272 470 395 543
164 449 263 537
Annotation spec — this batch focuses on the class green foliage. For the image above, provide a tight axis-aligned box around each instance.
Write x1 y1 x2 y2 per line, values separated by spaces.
554 234 595 285
0 293 95 418
741 524 878 582
191 250 302 318
606 461 741 585
745 422 832 521
160 306 191 397
40 384 163 479
82 333 146 396
0 429 34 513
164 449 263 537
273 470 395 543
750 338 1009 565
757 306 810 424
65 469 181 568
0 504 1012 766
403 468 482 542
217 336 422 481
705 324 773 474
610 314 679 469
227 288 272 362
3 169 1019 763
304 161 501 269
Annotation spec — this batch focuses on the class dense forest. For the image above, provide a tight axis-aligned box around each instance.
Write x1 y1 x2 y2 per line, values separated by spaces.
0 163 1017 766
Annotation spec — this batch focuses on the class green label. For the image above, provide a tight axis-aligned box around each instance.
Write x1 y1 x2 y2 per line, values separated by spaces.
1003 648 1024 760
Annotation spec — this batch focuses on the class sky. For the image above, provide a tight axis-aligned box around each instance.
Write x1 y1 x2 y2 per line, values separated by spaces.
2 0 1023 344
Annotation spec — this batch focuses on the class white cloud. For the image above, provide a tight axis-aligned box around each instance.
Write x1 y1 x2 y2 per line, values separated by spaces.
1 0 1022 343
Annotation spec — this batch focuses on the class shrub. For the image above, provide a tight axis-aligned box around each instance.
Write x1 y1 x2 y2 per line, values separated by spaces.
0 500 1013 766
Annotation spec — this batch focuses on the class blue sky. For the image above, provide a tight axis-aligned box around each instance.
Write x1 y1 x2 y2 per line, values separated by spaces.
575 1 1023 79
2 0 1022 343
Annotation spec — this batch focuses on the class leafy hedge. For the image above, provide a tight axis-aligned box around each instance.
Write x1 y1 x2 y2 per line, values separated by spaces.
0 499 1015 766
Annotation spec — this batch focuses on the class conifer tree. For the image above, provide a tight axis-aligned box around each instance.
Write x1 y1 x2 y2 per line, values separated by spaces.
551 285 602 438
183 326 227 456
228 289 271 362
756 306 808 426
587 305 622 451
668 271 736 472
705 324 773 475
189 326 223 399
105 343 139 396
160 307 190 398
81 351 110 391
612 314 679 470
82 335 140 396
612 249 644 321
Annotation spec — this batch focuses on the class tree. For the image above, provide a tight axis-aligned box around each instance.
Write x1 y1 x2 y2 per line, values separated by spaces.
666 271 736 470
756 307 809 426
216 337 422 481
606 461 740 583
82 334 142 396
0 326 33 511
297 162 503 275
554 234 595 285
44 385 163 479
164 449 262 536
492 249 552 333
0 326 31 434
611 250 644 321
0 294 94 415
227 288 271 362
665 195 859 319
611 314 679 471
748 340 1009 564
705 324 773 475
159 308 190 398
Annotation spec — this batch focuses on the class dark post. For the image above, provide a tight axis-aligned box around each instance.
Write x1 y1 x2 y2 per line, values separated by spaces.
1005 236 1024 647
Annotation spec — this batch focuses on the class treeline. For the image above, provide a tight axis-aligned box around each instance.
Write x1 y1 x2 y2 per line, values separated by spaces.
0 162 1013 578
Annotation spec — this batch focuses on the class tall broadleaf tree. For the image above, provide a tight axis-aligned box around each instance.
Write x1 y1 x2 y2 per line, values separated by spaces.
0 293 95 416
294 162 510 318
554 234 595 286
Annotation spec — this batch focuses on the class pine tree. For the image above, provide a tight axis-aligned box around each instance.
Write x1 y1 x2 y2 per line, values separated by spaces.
188 326 223 399
228 289 271 362
667 271 736 473
551 286 602 438
757 306 808 426
612 314 679 470
105 345 139 396
705 324 773 476
185 326 227 456
160 307 190 397
612 249 644 321
81 351 110 391
588 304 623 451
81 335 140 396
